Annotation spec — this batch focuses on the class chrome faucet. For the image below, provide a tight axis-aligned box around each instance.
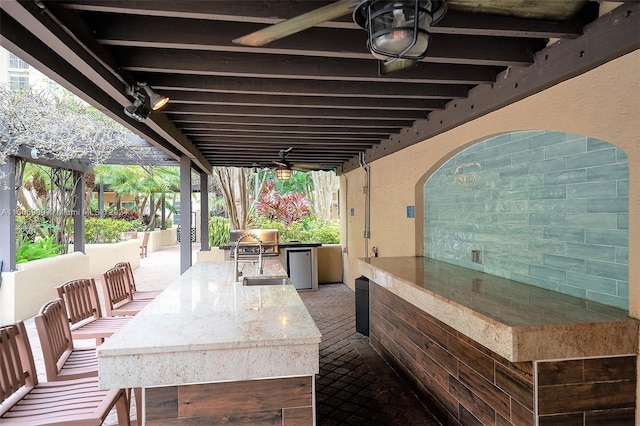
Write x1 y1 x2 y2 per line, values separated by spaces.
234 233 263 281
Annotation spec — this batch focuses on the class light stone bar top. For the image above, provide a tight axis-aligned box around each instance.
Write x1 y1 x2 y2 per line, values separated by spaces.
359 257 639 362
97 260 321 389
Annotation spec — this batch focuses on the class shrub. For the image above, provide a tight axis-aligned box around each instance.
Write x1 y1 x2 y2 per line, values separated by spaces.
209 216 231 247
16 236 62 264
252 217 339 244
127 219 146 232
84 218 132 243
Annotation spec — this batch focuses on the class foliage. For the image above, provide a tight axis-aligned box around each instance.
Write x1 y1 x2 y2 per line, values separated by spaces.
253 217 339 244
84 218 132 243
93 165 179 231
0 86 141 167
208 216 231 247
16 236 62 264
255 180 311 225
310 220 340 244
127 219 146 232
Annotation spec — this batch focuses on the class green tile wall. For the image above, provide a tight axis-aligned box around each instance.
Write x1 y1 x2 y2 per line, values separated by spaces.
424 131 629 310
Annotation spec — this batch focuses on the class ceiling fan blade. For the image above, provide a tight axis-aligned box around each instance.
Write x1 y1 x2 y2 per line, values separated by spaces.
233 0 358 47
379 58 417 75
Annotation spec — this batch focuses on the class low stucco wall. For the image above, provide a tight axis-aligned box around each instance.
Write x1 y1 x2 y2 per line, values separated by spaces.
147 228 178 253
195 247 226 263
0 252 90 325
85 239 140 278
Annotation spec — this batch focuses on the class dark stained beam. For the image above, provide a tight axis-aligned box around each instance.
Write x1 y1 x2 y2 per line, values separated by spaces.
90 14 540 66
61 1 354 28
170 115 416 128
162 91 449 110
184 132 383 142
177 123 402 135
194 140 376 148
113 47 501 84
432 10 585 38
137 74 472 99
165 105 428 120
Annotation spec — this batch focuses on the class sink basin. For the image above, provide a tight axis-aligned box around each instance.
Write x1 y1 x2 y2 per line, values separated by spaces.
242 277 290 286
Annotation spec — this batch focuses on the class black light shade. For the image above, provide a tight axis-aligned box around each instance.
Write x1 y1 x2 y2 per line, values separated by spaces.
354 0 446 62
140 83 169 110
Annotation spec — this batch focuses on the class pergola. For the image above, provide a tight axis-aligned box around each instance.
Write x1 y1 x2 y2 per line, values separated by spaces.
1 1 638 273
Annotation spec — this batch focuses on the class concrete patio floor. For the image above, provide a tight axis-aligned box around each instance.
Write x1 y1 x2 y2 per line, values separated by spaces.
23 243 440 425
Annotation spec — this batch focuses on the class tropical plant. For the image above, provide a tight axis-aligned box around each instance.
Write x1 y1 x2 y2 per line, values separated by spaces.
255 180 311 225
208 216 231 247
16 236 62 264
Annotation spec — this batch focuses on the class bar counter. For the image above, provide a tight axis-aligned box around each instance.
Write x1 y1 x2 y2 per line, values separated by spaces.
359 256 638 425
98 259 321 424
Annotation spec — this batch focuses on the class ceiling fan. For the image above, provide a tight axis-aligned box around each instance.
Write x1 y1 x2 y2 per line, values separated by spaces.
272 147 324 180
233 0 447 74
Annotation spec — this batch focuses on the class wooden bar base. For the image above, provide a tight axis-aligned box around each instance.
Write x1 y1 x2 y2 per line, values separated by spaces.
145 376 314 425
370 282 636 425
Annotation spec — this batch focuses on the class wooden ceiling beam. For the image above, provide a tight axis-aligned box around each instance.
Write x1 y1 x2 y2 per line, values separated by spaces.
177 123 401 135
165 105 429 120
170 115 416 128
91 14 540 66
137 74 472 99
114 47 500 84
162 91 449 111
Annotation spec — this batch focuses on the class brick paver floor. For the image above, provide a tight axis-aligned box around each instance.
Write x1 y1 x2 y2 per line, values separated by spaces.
299 284 442 426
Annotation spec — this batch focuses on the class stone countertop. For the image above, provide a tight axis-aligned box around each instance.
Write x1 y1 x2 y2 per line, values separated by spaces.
97 259 322 388
359 257 639 362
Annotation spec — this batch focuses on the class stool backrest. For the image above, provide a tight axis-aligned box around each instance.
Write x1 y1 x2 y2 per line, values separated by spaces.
0 322 37 415
56 278 103 325
34 298 74 381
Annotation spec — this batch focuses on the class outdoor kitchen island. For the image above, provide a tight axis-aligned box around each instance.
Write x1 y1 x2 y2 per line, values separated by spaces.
97 259 322 425
359 257 638 425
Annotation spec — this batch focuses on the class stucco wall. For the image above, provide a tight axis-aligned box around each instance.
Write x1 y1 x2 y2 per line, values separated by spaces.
0 252 90 325
343 50 639 317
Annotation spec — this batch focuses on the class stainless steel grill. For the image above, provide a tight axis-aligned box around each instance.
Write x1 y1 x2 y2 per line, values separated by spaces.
230 229 279 257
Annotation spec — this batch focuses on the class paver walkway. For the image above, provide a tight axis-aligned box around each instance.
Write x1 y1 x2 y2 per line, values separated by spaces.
299 284 442 425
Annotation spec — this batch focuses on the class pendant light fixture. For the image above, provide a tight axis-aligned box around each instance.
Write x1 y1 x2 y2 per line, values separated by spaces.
354 0 446 63
276 167 292 181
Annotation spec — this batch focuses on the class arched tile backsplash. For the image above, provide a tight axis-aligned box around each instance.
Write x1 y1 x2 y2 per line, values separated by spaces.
424 131 629 310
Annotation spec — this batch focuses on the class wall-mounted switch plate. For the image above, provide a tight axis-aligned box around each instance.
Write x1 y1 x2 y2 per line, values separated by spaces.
406 206 415 218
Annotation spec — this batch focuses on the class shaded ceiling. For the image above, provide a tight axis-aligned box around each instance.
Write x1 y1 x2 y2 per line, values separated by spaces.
1 1 638 175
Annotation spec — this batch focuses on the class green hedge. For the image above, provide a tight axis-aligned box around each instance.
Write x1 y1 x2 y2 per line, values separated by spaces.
84 218 132 243
252 218 339 244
